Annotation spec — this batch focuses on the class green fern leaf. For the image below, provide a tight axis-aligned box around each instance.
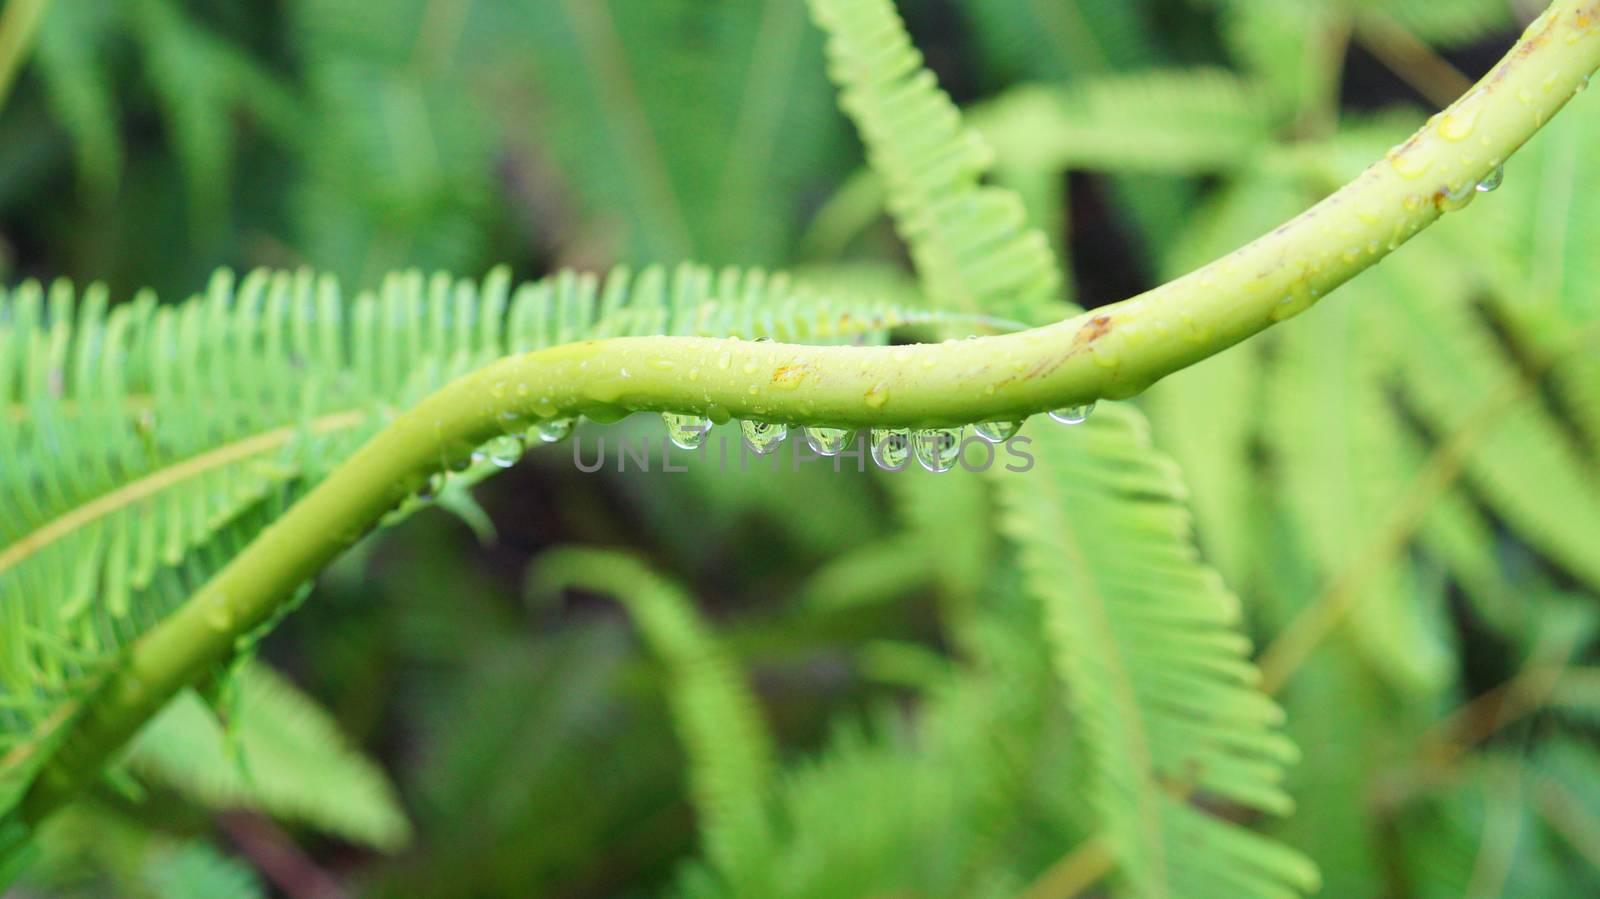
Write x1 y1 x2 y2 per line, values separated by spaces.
1357 0 1516 47
288 0 503 280
527 548 773 873
809 0 1061 320
1440 90 1600 451
952 0 1156 84
1143 174 1308 593
805 2 1316 893
680 669 1056 899
1264 294 1453 695
991 408 1319 898
1371 241 1600 592
0 264 956 753
141 837 265 899
124 659 409 851
974 69 1277 177
498 0 845 264
1207 0 1343 118
31 0 123 199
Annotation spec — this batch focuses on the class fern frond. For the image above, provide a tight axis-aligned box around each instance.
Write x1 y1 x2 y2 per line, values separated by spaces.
1443 89 1600 451
1359 0 1517 47
0 264 948 744
491 0 845 264
141 839 265 899
1371 241 1600 591
991 408 1319 899
1273 649 1404 898
809 0 1061 320
951 0 1156 83
125 660 409 851
1209 0 1342 117
527 548 772 873
1143 175 1308 593
1264 293 1453 695
680 671 1051 899
805 2 1315 893
1395 755 1579 898
16 801 265 898
32 0 123 198
973 69 1277 176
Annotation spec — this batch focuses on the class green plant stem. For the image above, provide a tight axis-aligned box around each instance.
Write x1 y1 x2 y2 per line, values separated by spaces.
0 0 50 113
13 0 1600 831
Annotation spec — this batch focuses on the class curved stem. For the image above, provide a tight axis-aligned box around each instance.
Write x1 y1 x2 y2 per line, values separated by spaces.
14 0 1600 830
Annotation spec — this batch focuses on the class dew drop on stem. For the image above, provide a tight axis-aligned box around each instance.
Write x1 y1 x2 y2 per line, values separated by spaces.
870 428 910 469
974 419 1023 443
805 426 852 456
913 428 963 473
482 434 524 468
533 417 575 444
1049 402 1096 425
741 420 788 454
662 412 712 450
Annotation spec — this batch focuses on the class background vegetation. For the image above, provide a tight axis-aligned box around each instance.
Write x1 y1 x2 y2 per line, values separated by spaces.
2 0 1598 896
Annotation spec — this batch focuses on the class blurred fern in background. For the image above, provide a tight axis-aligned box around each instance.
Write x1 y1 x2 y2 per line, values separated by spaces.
2 0 1599 896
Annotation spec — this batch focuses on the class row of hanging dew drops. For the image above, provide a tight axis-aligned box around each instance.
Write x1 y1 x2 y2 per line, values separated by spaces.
418 415 577 499
442 403 1095 486
664 403 1095 473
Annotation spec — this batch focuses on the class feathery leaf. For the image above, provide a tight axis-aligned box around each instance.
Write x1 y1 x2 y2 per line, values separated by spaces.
992 409 1319 898
125 660 410 851
528 548 773 873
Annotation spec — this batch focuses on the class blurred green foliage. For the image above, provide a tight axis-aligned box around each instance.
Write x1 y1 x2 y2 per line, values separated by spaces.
3 0 1599 896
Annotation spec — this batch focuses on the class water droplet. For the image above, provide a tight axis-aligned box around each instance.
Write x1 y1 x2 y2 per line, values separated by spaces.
716 351 733 371
535 417 575 443
912 428 963 473
449 453 475 473
870 428 910 469
1475 165 1504 193
483 434 523 468
1386 146 1432 180
205 598 234 631
1436 92 1482 141
663 412 711 450
864 382 890 409
1270 281 1319 321
974 419 1023 443
805 426 853 456
741 420 788 454
417 472 445 501
1437 180 1478 212
1049 402 1096 425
